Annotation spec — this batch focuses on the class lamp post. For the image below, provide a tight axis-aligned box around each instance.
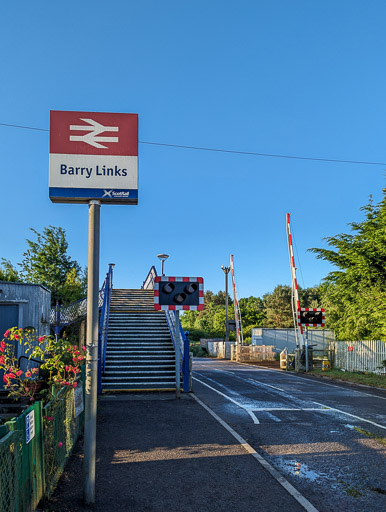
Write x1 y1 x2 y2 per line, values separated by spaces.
221 265 230 343
157 254 169 276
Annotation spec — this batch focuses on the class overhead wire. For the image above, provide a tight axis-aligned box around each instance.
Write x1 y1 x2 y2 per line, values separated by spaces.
0 122 385 166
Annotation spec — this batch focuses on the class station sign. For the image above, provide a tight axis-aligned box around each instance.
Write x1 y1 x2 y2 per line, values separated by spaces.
49 110 138 204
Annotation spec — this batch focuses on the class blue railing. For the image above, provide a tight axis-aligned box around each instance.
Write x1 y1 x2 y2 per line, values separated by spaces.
49 264 114 394
164 310 190 393
97 264 114 393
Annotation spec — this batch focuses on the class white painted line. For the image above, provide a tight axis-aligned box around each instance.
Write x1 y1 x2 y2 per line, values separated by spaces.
247 378 285 392
214 368 286 392
237 362 386 401
312 401 386 431
251 408 324 412
193 377 260 424
192 394 320 512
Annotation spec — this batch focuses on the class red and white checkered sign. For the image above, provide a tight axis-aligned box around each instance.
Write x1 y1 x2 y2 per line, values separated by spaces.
154 276 204 311
297 308 325 327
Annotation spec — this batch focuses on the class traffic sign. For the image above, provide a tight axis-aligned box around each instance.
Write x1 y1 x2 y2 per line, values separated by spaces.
154 276 204 311
297 308 325 327
49 110 138 204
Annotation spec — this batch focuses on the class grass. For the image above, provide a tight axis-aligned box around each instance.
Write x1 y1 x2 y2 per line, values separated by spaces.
309 368 386 388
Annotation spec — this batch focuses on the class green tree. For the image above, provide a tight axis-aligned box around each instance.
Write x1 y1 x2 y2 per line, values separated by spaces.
263 285 294 328
19 226 87 305
0 259 22 282
181 290 235 339
309 191 386 340
262 284 322 328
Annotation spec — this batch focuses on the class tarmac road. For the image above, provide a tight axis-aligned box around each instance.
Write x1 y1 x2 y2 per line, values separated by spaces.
192 358 386 512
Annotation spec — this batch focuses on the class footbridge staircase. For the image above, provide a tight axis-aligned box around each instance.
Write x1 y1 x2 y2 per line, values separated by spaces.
50 265 191 393
101 289 176 391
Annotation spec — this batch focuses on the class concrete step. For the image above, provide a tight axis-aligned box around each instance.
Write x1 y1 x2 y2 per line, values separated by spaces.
103 290 177 392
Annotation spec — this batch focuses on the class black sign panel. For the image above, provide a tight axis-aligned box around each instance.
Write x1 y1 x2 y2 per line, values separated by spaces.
299 310 324 325
158 280 200 306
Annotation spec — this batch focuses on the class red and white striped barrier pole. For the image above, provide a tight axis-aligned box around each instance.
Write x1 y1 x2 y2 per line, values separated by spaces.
286 213 304 352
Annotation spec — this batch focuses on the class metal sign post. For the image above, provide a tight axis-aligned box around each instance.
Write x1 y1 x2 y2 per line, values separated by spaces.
84 200 100 504
230 255 244 347
49 110 138 505
153 276 204 399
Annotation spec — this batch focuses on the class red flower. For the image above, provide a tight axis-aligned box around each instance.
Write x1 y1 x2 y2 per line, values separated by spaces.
3 330 10 338
57 442 63 448
38 336 45 343
25 370 32 378
16 370 23 377
14 335 19 340
0 341 6 352
7 373 16 379
0 355 5 365
3 375 8 383
73 382 78 388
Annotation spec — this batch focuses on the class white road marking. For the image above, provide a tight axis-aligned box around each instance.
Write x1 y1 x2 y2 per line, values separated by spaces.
236 361 386 401
195 364 386 430
312 401 386 431
192 394 320 512
193 376 260 424
214 368 285 391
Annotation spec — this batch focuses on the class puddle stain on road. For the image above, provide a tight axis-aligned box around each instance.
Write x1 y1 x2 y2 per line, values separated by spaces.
274 457 327 482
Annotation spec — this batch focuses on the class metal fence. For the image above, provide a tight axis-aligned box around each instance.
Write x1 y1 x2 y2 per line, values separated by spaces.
0 430 22 512
332 340 386 374
50 291 104 327
43 382 85 498
0 372 85 511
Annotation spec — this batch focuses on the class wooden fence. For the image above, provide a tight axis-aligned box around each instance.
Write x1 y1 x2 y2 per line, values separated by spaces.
332 340 386 374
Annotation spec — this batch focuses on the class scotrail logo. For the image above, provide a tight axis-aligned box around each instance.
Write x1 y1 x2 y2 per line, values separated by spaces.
103 190 130 198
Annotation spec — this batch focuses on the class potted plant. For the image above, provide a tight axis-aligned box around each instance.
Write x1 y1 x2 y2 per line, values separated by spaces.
0 327 86 403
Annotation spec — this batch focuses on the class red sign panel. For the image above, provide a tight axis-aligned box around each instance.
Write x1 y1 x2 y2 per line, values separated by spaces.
348 346 353 352
50 110 138 156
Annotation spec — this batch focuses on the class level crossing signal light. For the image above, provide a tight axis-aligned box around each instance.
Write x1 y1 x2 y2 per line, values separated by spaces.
298 308 325 327
154 276 204 310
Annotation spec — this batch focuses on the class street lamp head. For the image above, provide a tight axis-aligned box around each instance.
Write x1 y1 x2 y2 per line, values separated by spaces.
157 254 169 276
221 265 230 274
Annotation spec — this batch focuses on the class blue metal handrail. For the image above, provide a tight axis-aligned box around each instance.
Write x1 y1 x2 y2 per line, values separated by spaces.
97 264 114 393
164 310 190 392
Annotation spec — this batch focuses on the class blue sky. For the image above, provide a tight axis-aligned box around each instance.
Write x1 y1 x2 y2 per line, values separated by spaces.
1 1 385 299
